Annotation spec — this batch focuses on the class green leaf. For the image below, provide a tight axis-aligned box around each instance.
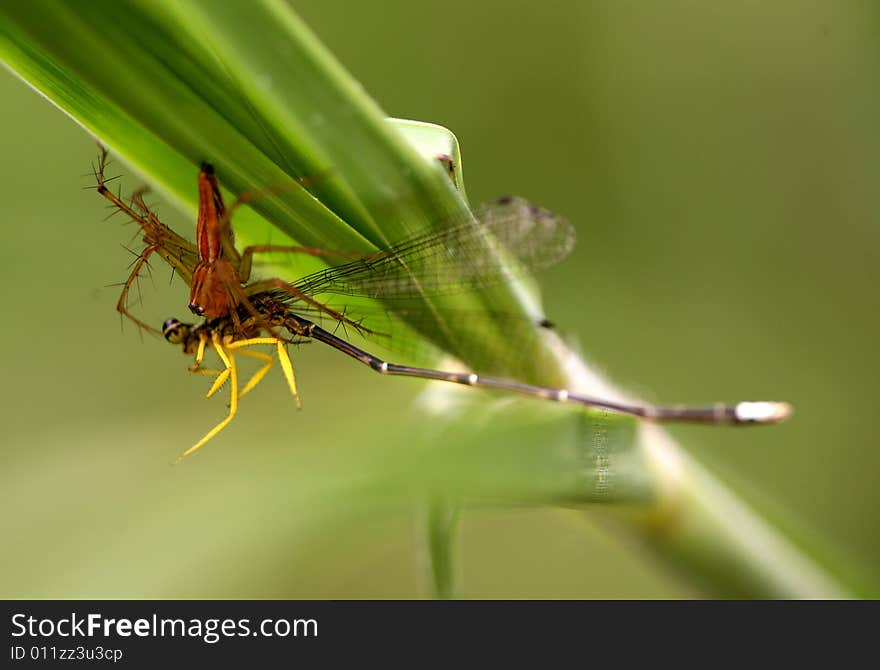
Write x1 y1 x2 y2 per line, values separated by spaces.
423 497 460 600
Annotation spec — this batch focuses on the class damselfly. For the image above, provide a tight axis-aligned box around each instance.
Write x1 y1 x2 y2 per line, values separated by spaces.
93 151 791 461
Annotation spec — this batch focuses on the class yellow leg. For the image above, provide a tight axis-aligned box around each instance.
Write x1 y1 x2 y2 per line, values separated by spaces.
176 335 301 463
176 332 239 463
235 348 274 398
190 333 209 371
196 348 270 400
205 367 232 399
226 337 285 348
224 337 302 407
191 336 274 409
224 337 291 400
275 340 301 409
191 367 225 377
194 336 260 400
185 332 228 398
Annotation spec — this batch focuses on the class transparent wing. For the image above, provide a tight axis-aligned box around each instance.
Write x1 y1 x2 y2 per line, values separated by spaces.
290 196 575 300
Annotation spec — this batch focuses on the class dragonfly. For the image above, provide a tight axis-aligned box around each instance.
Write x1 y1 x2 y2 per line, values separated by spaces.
93 151 791 461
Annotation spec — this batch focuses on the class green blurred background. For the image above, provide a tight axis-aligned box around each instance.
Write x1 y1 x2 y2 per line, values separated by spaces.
1 0 878 597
